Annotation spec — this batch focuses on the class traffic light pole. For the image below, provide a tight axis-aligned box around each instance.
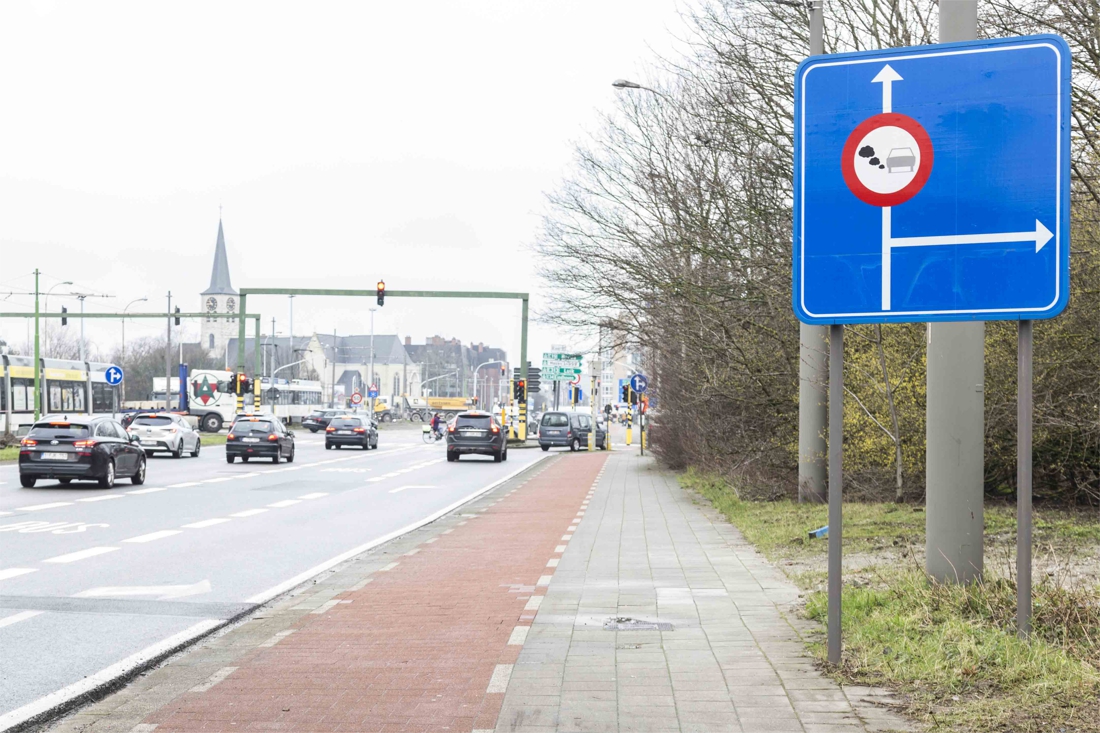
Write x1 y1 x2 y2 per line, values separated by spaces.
234 288 531 439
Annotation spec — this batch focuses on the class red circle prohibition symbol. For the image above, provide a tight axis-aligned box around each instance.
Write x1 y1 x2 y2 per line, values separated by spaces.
841 113 934 207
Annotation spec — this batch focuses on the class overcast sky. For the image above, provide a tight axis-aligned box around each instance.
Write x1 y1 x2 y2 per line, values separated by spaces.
0 0 688 368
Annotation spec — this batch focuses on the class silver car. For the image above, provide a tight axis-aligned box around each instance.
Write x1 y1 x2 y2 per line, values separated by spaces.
127 413 201 458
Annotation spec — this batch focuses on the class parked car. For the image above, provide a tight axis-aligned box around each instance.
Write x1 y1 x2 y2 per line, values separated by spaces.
226 416 296 463
446 412 508 462
325 415 378 450
18 415 147 488
538 411 607 452
126 413 201 458
302 409 344 433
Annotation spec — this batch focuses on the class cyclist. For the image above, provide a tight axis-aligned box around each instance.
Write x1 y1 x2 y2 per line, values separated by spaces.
430 412 443 439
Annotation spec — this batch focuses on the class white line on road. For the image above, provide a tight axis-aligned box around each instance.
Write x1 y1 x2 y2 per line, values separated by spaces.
124 530 182 544
18 502 73 512
380 562 400 571
536 575 552 586
168 482 201 488
230 509 267 518
486 664 513 693
44 547 120 563
389 485 437 494
555 545 566 553
524 596 543 611
546 559 559 567
561 534 572 541
127 487 167 495
0 568 38 581
189 666 237 692
257 629 295 648
77 495 125 503
182 518 231 529
298 492 328 499
507 626 529 645
310 600 342 615
267 500 300 508
201 477 234 484
0 610 43 628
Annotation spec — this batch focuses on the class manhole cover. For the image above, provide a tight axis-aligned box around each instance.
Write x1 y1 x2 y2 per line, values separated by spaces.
604 616 673 631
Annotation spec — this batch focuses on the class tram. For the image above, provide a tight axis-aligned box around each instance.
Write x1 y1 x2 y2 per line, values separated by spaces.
1 355 122 435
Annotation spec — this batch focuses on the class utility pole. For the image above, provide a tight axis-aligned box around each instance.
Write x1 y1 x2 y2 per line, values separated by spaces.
331 328 337 408
77 295 87 363
369 308 376 417
798 0 828 504
33 270 40 420
165 291 172 411
926 0 984 585
288 295 294 380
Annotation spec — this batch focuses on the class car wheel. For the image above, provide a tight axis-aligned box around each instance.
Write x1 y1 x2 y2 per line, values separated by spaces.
272 451 280 464
59 478 73 485
172 442 183 459
493 450 502 463
145 450 154 458
131 456 147 485
309 427 318 433
325 443 332 450
99 460 116 489
335 444 341 450
541 445 550 452
286 447 295 463
191 440 201 458
20 474 36 488
502 447 508 462
381 413 392 423
570 438 580 452
201 413 223 433
372 439 378 450
242 456 250 463
411 413 423 422
226 455 235 464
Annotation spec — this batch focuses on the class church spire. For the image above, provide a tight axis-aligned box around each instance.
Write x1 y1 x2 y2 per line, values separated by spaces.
202 218 237 295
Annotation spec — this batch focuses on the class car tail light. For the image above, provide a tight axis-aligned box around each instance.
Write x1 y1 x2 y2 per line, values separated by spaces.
21 438 37 447
491 425 500 434
326 426 336 432
74 440 96 448
168 427 178 434
267 434 279 442
227 433 236 440
447 425 455 433
353 427 366 433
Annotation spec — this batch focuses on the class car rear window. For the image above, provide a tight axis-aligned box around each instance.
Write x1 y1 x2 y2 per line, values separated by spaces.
133 416 173 426
29 424 91 439
541 413 569 427
456 415 492 427
233 420 273 433
330 418 362 428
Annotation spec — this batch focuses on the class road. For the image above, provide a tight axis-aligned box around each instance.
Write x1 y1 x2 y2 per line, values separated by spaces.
0 427 546 728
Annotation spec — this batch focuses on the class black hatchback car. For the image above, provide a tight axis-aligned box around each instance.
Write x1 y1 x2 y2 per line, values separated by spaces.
302 409 344 433
446 412 507 462
325 416 378 450
226 417 296 463
19 416 147 488
538 411 607 452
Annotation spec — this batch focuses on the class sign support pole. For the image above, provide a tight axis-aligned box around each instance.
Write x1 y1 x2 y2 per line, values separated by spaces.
827 324 844 665
1017 320 1033 638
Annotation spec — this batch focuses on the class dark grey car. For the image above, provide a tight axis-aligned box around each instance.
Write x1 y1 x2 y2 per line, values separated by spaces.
538 411 607 452
446 412 507 462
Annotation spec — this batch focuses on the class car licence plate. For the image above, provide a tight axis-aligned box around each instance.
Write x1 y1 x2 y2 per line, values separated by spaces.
42 452 68 460
243 437 260 443
461 430 485 437
338 430 352 434
141 440 157 446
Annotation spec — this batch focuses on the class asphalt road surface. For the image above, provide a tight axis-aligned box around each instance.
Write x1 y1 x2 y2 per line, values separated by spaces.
0 428 546 729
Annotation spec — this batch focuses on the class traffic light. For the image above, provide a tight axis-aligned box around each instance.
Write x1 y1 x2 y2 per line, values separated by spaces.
500 364 507 377
513 379 526 400
621 384 630 403
376 280 385 306
61 306 68 326
174 306 181 326
240 375 252 394
228 373 238 393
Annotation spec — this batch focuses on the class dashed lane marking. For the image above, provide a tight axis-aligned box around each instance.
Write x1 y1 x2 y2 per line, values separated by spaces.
298 492 329 499
258 629 295 648
536 575 552 587
507 626 529 645
44 546 120 563
562 534 572 541
310 600 343 615
0 610 43 628
267 500 301 508
181 518 231 529
77 495 125 503
348 577 373 591
189 666 238 693
18 502 73 512
486 664 513 693
405 548 420 556
201 477 234 484
425 537 439 544
524 596 543 611
230 509 267 518
546 558 559 567
389 485 437 494
124 530 182 544
379 562 400 571
168 482 201 488
555 545 566 553
127 487 166 495
568 525 578 531
0 568 38 581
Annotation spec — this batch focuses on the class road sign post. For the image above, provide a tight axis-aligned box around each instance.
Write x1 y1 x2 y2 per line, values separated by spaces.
794 32 1070 662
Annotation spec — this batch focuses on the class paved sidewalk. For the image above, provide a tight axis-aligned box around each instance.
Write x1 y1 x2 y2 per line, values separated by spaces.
496 453 913 733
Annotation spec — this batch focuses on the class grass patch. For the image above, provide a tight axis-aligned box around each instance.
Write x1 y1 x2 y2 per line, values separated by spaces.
681 468 1100 731
0 445 18 463
200 434 228 447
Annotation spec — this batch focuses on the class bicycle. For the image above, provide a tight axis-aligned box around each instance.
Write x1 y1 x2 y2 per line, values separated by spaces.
421 425 445 444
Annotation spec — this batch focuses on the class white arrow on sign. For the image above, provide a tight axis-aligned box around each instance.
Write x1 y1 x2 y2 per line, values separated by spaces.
872 64 903 113
75 579 212 600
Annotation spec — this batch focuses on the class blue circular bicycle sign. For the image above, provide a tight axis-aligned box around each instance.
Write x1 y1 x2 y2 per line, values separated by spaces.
104 365 124 386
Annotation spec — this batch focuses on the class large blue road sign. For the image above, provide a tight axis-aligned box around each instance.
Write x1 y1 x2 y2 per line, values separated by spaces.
104 365 124 386
793 35 1070 324
630 374 648 394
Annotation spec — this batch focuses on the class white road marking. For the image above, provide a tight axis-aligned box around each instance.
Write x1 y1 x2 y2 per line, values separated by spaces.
366 477 385 483
546 558 559 567
0 610 43 629
568 525 578 531
44 546 120 563
267 500 300 508
18 502 73 512
524 596 543 611
348 577 373 591
310 600 342 615
536 575 552 586
507 626 529 646
0 511 11 516
298 492 328 499
124 530 182 544
405 548 420 556
201 477 233 484
486 664 513 693
0 568 38 581
562 534 572 541
190 666 238 692
258 629 295 648
168 482 201 488
129 724 159 732
442 529 454 534
76 580 211 600
182 518 231 529
230 509 267 518
555 545 566 553
425 537 439 544
127 487 167 495
389 485 436 494
380 561 400 571
76 495 125 503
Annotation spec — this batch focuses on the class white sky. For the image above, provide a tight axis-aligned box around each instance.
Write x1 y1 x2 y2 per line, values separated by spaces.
0 0 687 368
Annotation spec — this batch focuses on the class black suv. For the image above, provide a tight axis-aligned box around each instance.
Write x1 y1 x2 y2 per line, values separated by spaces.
302 409 344 433
226 416 296 463
19 415 147 488
325 416 378 450
446 412 507 462
538 411 607 452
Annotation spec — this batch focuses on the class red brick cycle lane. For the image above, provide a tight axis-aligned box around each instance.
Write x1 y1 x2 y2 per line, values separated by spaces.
146 452 606 733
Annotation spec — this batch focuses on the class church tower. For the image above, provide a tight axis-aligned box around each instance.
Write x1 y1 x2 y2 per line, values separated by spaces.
200 219 238 358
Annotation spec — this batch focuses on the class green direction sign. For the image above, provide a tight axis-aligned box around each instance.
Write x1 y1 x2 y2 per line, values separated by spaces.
542 367 580 381
542 352 582 381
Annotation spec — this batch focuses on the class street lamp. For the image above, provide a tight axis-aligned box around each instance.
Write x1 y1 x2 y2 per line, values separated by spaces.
121 296 148 401
611 79 665 97
43 281 73 356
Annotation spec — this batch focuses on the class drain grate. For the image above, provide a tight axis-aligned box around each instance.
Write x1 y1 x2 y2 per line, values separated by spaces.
604 616 674 631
